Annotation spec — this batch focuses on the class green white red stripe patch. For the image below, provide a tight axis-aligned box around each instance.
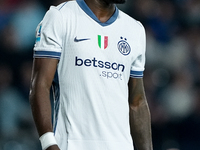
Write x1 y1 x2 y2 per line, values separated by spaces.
98 35 108 50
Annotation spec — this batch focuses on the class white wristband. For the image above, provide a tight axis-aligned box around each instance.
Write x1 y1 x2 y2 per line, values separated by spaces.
39 132 57 150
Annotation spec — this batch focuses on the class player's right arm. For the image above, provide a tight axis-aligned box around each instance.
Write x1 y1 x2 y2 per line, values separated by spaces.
30 4 64 149
29 58 60 150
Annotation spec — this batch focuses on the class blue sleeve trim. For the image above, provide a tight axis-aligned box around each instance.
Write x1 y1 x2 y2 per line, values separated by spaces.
34 51 61 59
130 70 143 78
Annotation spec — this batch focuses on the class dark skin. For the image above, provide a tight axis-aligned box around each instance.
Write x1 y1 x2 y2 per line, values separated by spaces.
128 78 153 150
29 58 59 150
84 0 115 23
29 0 153 150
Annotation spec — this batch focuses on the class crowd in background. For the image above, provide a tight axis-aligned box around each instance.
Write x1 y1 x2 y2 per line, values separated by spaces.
0 0 200 149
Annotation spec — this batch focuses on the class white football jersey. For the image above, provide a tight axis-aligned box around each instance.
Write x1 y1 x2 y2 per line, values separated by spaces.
34 0 146 150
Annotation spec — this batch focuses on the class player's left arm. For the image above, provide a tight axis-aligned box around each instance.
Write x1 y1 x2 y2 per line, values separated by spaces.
128 77 153 150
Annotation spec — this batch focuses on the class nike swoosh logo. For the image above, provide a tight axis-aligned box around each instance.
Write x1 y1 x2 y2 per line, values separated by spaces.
74 36 90 42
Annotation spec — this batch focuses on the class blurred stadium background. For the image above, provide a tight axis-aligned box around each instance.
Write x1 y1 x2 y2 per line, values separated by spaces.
0 0 200 149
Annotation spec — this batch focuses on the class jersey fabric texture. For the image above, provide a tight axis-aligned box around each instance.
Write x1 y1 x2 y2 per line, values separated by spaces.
33 0 146 150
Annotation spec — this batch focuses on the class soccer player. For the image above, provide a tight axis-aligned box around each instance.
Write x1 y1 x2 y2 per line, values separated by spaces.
29 0 153 150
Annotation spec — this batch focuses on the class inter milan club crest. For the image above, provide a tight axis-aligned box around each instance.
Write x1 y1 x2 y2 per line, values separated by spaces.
98 35 108 50
117 37 131 56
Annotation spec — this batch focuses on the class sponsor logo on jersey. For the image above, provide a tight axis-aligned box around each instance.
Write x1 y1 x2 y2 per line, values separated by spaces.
74 36 90 42
36 25 42 42
98 35 108 50
75 56 124 80
118 37 131 56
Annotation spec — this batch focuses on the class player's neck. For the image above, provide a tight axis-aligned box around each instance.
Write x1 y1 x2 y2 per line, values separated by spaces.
84 0 116 23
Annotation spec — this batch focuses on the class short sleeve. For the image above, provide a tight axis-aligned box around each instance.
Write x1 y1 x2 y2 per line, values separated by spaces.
33 6 63 59
130 24 146 78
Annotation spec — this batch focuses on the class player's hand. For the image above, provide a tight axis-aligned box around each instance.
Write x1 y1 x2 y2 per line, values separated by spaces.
46 145 60 150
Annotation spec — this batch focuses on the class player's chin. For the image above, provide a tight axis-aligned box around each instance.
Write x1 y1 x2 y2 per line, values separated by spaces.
113 0 126 4
105 0 126 4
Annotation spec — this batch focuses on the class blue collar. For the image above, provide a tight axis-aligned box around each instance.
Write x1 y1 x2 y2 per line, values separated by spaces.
76 0 119 26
